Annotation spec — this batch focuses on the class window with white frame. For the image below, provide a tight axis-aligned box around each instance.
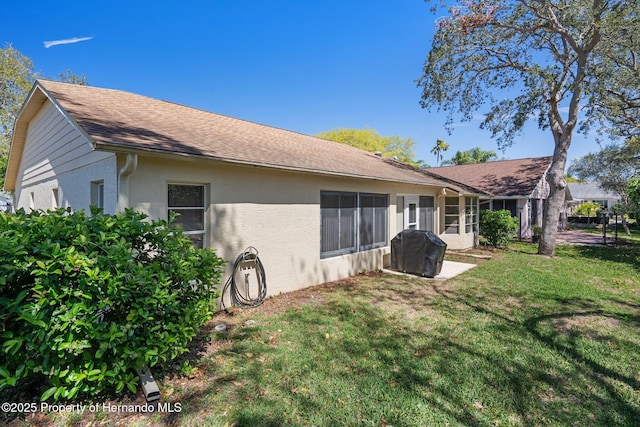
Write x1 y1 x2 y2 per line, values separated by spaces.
320 191 388 258
168 184 206 249
52 188 60 209
444 196 459 234
465 197 478 233
91 180 105 211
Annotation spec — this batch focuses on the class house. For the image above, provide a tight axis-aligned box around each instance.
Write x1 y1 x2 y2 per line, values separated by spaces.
567 182 621 214
427 157 570 238
4 80 485 296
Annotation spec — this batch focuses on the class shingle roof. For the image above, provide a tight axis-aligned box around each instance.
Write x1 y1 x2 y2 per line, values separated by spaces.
22 80 479 193
427 157 553 197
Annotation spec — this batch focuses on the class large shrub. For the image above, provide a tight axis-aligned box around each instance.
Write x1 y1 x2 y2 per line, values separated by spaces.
479 209 519 247
0 208 224 401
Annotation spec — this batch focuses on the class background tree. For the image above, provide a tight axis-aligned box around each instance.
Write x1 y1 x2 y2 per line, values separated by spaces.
442 147 497 165
0 45 34 165
0 45 87 189
58 68 88 85
417 0 640 256
316 128 419 166
568 142 639 233
583 15 640 142
574 201 602 224
629 176 640 216
430 138 449 166
415 159 432 169
564 174 582 183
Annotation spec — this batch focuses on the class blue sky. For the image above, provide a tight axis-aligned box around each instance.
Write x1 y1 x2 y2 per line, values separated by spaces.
4 0 606 167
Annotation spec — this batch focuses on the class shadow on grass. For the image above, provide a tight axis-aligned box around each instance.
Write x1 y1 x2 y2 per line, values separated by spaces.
559 244 640 270
431 283 640 426
162 273 640 426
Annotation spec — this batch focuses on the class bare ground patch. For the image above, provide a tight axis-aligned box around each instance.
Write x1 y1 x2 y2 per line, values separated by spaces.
551 313 628 340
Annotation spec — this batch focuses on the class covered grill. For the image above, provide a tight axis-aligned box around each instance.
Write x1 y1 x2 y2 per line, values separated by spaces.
390 230 447 278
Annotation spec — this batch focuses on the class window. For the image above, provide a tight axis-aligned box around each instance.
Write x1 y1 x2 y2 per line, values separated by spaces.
408 202 417 227
168 184 205 249
419 196 435 232
360 193 388 251
321 192 357 257
91 180 104 210
492 199 518 217
465 197 478 233
444 197 459 234
321 191 388 258
52 188 60 209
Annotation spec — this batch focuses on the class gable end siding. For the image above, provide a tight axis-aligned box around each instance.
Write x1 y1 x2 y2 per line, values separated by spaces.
14 100 117 213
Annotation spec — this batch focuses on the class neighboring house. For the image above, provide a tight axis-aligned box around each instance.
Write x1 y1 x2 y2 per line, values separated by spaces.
567 182 621 214
4 80 485 296
428 157 570 238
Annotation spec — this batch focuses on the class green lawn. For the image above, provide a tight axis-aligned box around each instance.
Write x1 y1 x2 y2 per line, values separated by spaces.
13 241 640 426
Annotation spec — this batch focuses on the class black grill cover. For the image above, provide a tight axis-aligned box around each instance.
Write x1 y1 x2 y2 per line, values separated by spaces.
391 230 447 277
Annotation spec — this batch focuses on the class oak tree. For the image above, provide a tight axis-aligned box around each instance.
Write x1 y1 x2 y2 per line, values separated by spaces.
417 0 640 255
568 142 640 233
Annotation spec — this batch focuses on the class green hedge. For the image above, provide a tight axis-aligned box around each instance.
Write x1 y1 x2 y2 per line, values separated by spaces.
0 208 224 401
479 209 519 247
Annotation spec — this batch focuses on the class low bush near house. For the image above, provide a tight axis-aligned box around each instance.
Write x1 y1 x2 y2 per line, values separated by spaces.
0 208 224 401
479 209 519 247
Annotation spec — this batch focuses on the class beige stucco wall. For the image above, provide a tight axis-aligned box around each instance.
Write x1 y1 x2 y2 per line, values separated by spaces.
127 156 476 297
9 95 477 297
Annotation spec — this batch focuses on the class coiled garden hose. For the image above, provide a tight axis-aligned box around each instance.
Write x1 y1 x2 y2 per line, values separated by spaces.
221 247 267 310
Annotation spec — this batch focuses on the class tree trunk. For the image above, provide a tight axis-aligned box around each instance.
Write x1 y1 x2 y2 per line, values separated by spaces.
622 216 631 236
538 137 570 256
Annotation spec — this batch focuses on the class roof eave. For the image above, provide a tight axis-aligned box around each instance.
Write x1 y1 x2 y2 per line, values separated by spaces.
93 141 479 191
419 169 489 197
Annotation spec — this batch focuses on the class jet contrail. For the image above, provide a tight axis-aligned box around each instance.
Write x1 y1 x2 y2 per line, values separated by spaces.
44 36 94 48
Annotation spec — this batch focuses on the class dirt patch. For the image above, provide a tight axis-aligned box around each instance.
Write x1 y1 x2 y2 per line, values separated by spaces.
551 313 626 340
446 247 497 265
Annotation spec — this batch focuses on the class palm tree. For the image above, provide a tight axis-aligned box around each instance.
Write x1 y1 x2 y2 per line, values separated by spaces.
431 139 449 166
468 147 497 163
442 147 497 165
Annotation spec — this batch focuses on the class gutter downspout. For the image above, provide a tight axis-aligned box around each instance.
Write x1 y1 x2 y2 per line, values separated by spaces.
117 154 138 213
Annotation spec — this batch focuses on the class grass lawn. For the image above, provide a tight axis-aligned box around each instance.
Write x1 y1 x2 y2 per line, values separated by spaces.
9 241 640 426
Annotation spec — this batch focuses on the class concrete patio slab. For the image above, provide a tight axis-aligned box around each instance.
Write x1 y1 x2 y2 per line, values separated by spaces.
384 260 477 281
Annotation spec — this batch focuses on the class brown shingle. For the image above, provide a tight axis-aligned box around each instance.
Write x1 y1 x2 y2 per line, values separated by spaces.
36 80 473 191
427 157 553 197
